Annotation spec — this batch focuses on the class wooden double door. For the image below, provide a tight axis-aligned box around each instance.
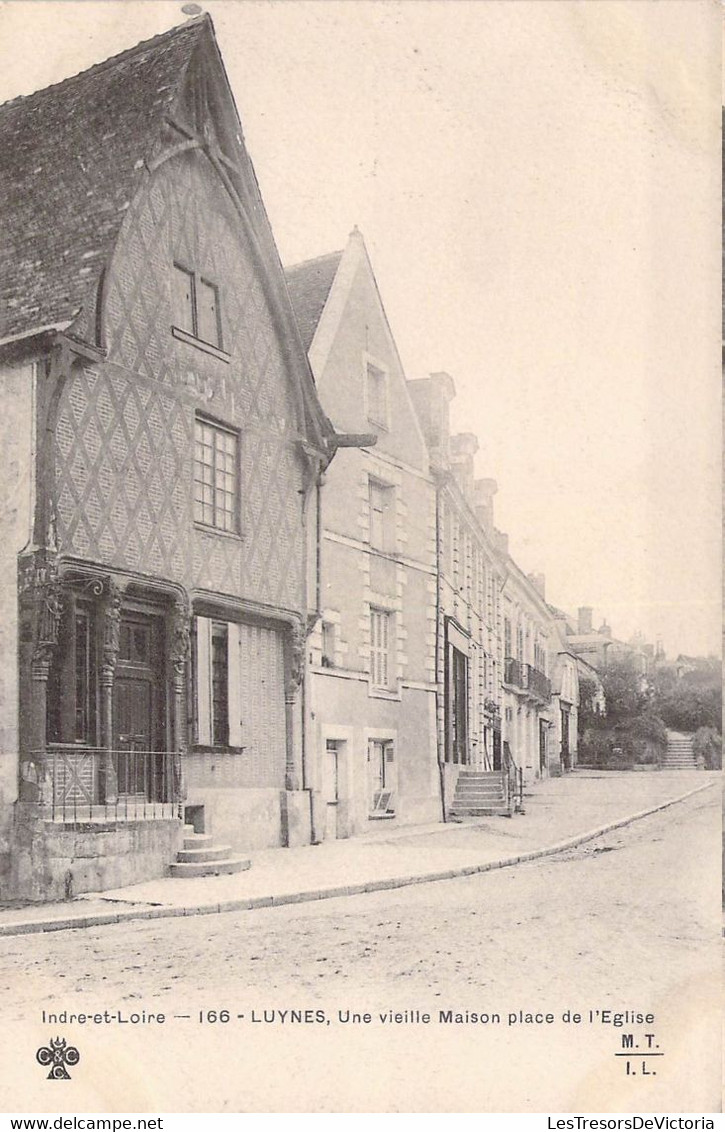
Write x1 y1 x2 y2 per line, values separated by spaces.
112 612 166 799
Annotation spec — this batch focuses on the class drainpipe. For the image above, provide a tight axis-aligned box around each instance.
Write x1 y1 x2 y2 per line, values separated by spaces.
434 480 447 822
303 470 324 796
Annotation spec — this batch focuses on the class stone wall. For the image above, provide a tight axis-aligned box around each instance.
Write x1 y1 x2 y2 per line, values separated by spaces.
10 806 183 902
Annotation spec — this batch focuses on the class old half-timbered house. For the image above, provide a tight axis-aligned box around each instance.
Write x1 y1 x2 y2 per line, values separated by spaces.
0 16 332 900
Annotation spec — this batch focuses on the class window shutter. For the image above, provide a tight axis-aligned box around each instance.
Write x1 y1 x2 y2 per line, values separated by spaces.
196 616 213 746
384 741 397 794
173 264 195 334
227 621 242 747
197 279 221 347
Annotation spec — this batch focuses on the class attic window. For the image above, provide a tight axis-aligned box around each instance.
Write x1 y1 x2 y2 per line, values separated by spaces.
366 360 389 429
172 262 223 350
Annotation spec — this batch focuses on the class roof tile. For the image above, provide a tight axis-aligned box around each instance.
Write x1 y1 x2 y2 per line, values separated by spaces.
285 251 342 353
0 18 206 343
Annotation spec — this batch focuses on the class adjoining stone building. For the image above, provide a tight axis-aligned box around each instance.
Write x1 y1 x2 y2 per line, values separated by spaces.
407 374 510 815
286 229 441 838
0 16 333 900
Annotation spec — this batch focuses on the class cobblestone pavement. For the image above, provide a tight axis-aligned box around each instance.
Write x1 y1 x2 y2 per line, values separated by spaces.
0 788 719 1113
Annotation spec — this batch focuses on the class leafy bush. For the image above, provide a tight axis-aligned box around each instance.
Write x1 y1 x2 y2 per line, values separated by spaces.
692 727 722 770
579 729 634 769
655 684 721 733
579 714 667 769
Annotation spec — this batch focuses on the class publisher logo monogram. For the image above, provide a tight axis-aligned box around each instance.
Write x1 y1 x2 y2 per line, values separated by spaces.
36 1036 80 1079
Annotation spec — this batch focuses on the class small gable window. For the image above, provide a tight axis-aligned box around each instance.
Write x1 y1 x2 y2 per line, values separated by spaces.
366 361 389 429
172 263 223 349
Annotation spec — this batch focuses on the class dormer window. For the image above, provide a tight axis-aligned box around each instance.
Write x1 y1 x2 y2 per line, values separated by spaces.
172 262 223 350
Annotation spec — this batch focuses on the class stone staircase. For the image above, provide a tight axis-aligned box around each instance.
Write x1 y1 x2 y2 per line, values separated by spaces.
169 824 252 879
662 731 697 770
448 769 513 818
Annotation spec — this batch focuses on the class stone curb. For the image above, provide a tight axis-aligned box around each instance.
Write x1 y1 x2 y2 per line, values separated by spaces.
0 779 715 938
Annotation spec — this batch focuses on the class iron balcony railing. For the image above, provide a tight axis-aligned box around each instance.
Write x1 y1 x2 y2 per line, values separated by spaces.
503 657 551 703
30 746 183 823
525 664 552 703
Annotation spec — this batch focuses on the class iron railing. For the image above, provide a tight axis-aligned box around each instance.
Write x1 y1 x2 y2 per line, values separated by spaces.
30 746 182 823
525 664 552 703
503 657 551 703
502 743 524 815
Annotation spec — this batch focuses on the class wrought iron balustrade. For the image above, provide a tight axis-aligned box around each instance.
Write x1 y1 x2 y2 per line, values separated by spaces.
30 746 182 823
524 664 552 702
503 658 551 702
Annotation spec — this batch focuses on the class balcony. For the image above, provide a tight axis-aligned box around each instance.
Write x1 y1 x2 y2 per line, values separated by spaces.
503 658 551 704
525 664 551 703
27 746 182 823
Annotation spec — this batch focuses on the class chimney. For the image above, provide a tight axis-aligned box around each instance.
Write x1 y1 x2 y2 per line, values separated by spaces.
578 606 593 635
528 572 546 600
598 619 612 638
407 372 456 470
450 432 479 503
474 477 497 533
494 528 509 557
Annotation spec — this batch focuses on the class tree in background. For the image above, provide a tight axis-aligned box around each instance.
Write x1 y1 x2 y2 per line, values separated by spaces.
692 727 722 770
651 667 722 733
580 656 666 769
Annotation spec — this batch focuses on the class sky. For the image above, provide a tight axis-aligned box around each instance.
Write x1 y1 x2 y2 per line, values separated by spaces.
0 0 720 657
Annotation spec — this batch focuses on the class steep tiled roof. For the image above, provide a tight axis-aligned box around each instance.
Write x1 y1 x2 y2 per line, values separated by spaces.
285 251 342 352
0 17 206 343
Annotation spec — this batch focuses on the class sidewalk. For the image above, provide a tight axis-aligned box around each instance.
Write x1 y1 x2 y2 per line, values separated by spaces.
0 769 717 937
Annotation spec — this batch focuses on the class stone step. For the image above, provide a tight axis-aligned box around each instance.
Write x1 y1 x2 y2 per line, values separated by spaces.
455 783 503 791
449 805 511 818
177 844 235 864
182 833 214 850
454 790 505 802
169 857 251 878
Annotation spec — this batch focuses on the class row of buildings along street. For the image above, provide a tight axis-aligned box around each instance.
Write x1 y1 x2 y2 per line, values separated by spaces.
0 13 704 905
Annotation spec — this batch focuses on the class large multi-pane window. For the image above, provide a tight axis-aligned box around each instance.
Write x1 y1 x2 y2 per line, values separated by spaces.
194 416 238 532
370 608 391 689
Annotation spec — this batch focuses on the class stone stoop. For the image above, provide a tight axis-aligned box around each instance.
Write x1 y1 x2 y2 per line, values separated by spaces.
448 770 512 818
169 825 251 879
663 733 698 770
